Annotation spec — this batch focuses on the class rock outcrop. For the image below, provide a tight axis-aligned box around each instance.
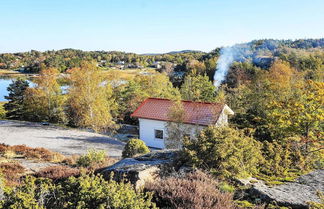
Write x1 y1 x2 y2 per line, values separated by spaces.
99 150 179 188
240 170 324 208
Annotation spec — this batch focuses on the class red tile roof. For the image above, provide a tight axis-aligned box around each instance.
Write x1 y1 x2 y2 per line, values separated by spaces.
131 98 225 126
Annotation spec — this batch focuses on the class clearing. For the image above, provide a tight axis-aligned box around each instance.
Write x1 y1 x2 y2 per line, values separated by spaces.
0 120 124 157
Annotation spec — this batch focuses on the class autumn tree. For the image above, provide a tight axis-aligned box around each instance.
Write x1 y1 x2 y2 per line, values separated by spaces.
113 73 180 123
24 68 66 123
67 61 116 132
4 79 29 120
266 80 324 152
229 61 301 141
180 74 216 102
165 99 191 149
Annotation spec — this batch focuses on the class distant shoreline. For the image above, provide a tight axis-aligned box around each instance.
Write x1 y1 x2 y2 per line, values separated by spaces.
0 69 38 77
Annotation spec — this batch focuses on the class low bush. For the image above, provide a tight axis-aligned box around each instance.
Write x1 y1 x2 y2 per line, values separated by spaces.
145 170 235 209
50 173 156 208
34 166 80 181
218 182 235 193
25 147 65 162
62 154 79 166
0 162 25 186
0 175 55 209
181 126 263 179
3 150 17 159
122 138 150 158
0 143 9 154
0 173 156 209
259 138 323 180
10 145 29 155
0 144 66 163
76 149 107 168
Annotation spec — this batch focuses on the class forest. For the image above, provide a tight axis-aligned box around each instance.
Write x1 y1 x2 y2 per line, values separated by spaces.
0 38 323 208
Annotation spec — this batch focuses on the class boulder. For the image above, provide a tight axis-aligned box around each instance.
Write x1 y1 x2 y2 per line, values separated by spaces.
99 150 179 188
241 170 323 208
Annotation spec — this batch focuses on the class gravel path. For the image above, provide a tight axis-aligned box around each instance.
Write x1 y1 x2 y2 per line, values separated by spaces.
0 120 124 157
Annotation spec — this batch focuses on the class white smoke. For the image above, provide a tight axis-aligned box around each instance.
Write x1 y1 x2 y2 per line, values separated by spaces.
213 40 281 87
213 47 235 87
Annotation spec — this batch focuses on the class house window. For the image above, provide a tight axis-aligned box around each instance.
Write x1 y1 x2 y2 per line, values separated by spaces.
154 129 164 139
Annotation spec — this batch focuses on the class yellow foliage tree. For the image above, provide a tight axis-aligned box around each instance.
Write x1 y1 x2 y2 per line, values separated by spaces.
266 80 324 154
24 67 66 123
67 61 116 132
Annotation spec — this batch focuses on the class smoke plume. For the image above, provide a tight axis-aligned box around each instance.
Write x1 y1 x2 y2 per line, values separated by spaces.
213 40 279 87
213 47 235 87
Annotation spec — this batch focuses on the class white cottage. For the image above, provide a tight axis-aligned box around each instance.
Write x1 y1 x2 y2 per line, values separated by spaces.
131 98 234 149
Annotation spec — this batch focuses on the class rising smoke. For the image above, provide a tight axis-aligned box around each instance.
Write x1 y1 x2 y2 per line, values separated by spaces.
213 40 279 87
213 47 235 87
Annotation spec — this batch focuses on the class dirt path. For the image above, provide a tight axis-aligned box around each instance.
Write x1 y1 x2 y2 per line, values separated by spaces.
0 120 124 157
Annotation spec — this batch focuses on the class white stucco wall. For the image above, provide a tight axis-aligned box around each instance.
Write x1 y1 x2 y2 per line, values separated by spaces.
138 118 204 149
138 105 234 149
139 118 167 149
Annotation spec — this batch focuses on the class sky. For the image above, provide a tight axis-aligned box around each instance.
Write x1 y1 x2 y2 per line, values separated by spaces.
1 0 324 54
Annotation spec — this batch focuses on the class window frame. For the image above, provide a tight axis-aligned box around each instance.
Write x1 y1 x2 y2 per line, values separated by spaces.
154 129 164 140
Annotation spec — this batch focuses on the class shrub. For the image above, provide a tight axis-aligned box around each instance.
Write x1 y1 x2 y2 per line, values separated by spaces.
10 145 29 155
0 162 26 186
0 143 9 154
182 126 263 178
48 173 156 209
0 175 54 209
34 166 80 181
62 154 79 166
145 170 235 209
260 138 323 179
122 138 150 158
3 150 17 159
0 102 6 119
0 174 156 209
25 147 56 161
218 182 235 193
76 149 107 167
3 144 66 162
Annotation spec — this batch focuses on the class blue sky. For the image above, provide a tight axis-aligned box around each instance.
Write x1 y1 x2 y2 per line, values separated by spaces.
1 0 323 53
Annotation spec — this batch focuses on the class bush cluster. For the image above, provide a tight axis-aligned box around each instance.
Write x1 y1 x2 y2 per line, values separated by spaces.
0 144 65 162
76 149 107 168
145 170 235 209
122 138 150 158
260 138 323 179
0 162 25 186
0 173 156 209
181 126 263 178
34 166 80 181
